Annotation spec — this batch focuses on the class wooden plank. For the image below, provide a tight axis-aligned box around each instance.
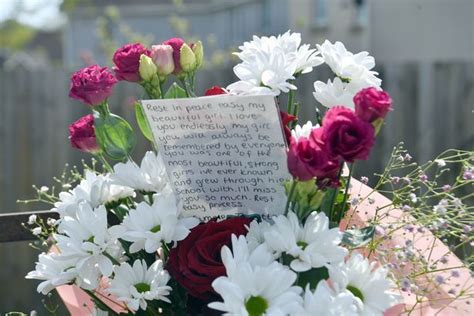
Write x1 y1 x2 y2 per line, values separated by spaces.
0 210 58 243
0 210 120 243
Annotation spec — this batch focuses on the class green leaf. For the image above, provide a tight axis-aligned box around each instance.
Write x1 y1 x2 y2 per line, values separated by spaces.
94 112 136 160
284 179 325 219
297 267 329 290
164 82 187 99
342 226 376 247
134 102 154 142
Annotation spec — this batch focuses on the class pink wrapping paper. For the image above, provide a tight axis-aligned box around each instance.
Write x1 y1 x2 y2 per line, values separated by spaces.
56 178 474 315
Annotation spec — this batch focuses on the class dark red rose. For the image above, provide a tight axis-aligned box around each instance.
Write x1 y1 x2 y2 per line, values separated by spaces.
167 217 251 300
287 127 339 182
354 87 392 123
321 106 375 162
204 86 227 96
163 37 185 75
113 43 151 82
68 114 100 153
279 110 297 144
69 65 117 106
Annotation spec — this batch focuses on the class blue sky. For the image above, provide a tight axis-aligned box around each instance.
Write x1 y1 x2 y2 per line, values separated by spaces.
0 0 66 30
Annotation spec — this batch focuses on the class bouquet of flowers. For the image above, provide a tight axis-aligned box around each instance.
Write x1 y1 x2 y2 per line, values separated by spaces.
24 32 473 316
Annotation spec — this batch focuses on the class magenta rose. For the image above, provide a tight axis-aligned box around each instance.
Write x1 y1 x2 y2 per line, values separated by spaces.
287 128 339 181
354 87 392 123
163 37 185 75
321 106 375 162
69 65 117 106
113 43 151 82
167 217 251 300
68 114 100 153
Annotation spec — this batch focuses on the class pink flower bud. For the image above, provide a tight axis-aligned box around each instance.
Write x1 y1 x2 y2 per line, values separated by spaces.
69 65 117 106
68 114 100 153
163 37 185 75
354 87 392 123
151 44 175 77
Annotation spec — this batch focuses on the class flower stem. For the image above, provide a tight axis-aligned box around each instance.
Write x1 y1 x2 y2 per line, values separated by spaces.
103 251 121 266
339 163 355 223
328 163 345 221
284 180 298 216
84 290 119 315
96 153 113 173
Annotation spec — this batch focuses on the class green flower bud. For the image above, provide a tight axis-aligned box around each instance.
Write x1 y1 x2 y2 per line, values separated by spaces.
139 54 157 81
192 41 204 69
179 43 196 73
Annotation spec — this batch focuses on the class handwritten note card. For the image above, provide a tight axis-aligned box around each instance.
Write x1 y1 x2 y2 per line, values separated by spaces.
141 95 290 220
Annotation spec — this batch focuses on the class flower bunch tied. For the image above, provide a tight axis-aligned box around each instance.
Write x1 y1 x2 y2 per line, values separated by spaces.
24 31 473 316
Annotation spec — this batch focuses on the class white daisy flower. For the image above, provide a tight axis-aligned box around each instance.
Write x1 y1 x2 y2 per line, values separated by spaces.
291 121 318 140
228 49 297 96
26 252 78 294
294 43 324 74
108 259 171 311
111 151 168 194
54 170 135 218
120 188 199 253
330 253 400 316
317 40 381 87
299 282 358 316
228 30 323 96
263 212 347 272
209 235 303 315
313 77 367 109
245 220 272 252
55 202 125 290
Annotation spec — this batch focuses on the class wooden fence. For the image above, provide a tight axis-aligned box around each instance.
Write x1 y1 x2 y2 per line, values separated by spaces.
0 62 473 312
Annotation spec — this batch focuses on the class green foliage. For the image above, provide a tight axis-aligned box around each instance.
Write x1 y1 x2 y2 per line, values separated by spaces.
93 105 136 161
165 82 187 99
134 102 154 142
284 179 325 219
296 267 329 290
342 226 375 248
0 20 36 51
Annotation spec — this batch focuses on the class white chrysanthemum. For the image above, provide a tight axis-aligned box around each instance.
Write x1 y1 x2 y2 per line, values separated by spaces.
228 49 297 96
228 30 323 96
26 252 78 294
55 203 125 290
245 220 272 252
108 259 171 311
209 235 303 316
294 43 324 74
291 121 318 140
330 253 400 316
111 151 168 193
120 189 199 253
317 40 381 87
264 212 347 272
54 170 135 218
300 282 358 316
313 77 367 109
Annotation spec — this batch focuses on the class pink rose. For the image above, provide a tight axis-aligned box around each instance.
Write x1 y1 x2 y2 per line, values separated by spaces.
150 44 175 77
163 37 185 75
69 65 117 106
354 87 392 123
68 114 100 153
113 43 151 82
321 106 375 162
287 128 339 181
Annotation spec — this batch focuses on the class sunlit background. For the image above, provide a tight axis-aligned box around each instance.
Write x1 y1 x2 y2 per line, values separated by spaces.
0 0 473 312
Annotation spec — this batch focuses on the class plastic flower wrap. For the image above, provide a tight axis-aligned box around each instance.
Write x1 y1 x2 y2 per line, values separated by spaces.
23 31 473 316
